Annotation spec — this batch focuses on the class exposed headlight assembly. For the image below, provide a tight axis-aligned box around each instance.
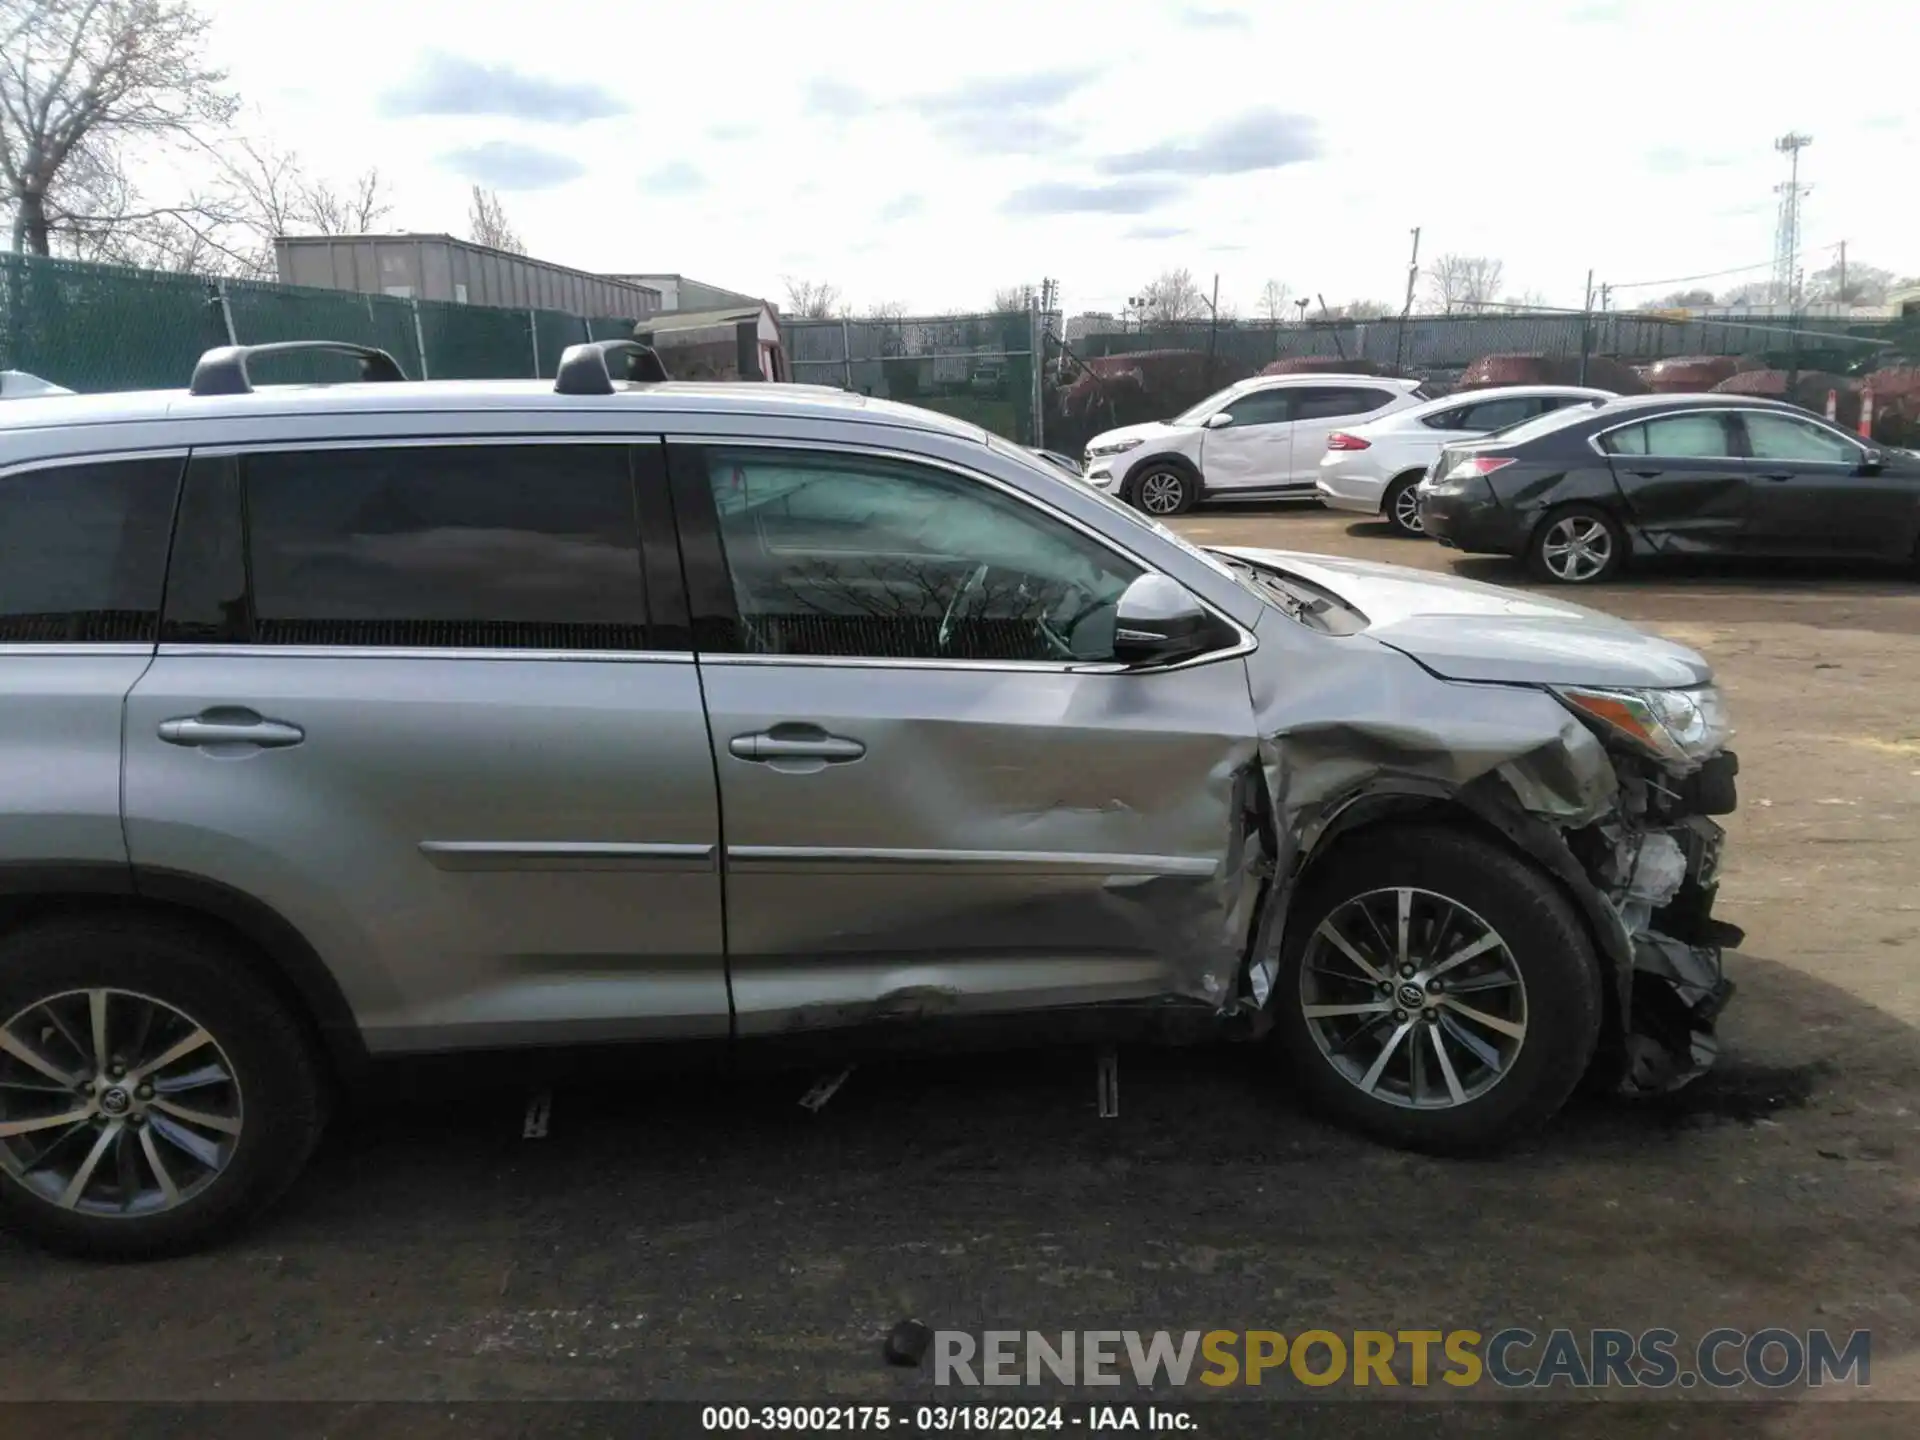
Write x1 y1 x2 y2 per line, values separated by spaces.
1557 685 1731 770
1087 438 1145 458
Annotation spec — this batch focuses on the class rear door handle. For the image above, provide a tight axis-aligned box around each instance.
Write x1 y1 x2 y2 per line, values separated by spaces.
729 730 865 763
1760 471 1796 482
159 714 306 749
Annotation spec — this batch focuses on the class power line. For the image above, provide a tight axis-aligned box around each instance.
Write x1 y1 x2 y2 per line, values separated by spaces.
1609 242 1841 293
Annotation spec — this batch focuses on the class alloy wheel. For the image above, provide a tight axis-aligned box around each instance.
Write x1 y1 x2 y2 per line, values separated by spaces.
1540 515 1613 582
1391 483 1425 534
0 989 244 1217
1298 887 1528 1110
1136 471 1187 515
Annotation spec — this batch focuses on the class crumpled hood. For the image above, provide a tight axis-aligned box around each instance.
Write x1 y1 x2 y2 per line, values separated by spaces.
1214 546 1713 689
1086 419 1183 452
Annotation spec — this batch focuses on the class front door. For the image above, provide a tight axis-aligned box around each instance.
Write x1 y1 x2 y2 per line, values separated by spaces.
1733 409 1914 559
669 442 1258 1034
1597 411 1751 554
1196 387 1296 492
122 439 729 1054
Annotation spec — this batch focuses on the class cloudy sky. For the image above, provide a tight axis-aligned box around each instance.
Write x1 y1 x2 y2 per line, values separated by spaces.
199 0 1913 316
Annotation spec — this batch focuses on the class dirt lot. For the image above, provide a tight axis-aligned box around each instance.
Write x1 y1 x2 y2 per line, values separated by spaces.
2 507 1917 1436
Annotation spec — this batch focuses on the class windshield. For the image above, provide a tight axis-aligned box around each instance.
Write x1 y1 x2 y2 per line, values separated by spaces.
1170 383 1249 426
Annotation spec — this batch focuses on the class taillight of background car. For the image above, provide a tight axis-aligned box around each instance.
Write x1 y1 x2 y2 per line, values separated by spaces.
1326 432 1371 451
1442 456 1516 481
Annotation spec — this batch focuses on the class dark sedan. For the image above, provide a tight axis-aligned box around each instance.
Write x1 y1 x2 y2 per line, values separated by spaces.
1418 394 1920 583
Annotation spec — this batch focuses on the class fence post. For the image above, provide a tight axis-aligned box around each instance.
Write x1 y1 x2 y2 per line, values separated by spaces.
215 278 238 345
528 309 540 377
1029 297 1045 449
840 317 853 390
409 298 430 380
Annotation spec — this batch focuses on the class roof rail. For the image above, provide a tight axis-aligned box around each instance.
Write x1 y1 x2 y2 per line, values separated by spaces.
554 340 670 396
190 342 408 397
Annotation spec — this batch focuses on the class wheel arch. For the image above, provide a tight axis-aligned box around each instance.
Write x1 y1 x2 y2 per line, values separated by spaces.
1124 451 1204 502
0 863 368 1082
1381 467 1429 513
1282 784 1631 1074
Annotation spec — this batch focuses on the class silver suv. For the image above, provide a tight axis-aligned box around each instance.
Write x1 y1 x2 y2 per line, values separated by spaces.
0 341 1740 1258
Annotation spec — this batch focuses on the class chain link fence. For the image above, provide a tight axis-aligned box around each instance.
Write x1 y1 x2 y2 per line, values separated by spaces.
784 310 1046 445
1 252 650 392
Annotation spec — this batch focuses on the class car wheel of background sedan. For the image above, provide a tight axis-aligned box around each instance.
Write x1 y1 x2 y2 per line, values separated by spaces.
1272 824 1603 1154
1383 473 1427 537
0 915 327 1260
1527 504 1626 584
1130 465 1197 517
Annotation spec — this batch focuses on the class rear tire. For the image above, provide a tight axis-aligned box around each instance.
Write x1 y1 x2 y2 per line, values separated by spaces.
1527 503 1627 584
1382 473 1427 537
1129 464 1198 517
1272 825 1603 1155
0 915 327 1259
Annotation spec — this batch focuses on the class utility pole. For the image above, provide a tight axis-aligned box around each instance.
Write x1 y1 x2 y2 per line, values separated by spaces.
1578 269 1595 385
1837 240 1847 305
1394 226 1421 374
1599 282 1612 312
1771 132 1814 307
1205 272 1221 383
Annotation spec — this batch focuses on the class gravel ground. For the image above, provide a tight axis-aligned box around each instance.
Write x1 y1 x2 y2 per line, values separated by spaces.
2 506 1915 1437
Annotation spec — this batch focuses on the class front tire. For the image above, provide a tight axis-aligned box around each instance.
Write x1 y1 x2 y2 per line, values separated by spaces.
0 916 327 1259
1130 464 1198 517
1382 473 1427 537
1272 825 1603 1154
1527 504 1627 584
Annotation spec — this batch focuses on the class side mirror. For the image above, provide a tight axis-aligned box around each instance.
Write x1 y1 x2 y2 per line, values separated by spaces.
1112 574 1221 667
1203 411 1234 429
1860 448 1885 474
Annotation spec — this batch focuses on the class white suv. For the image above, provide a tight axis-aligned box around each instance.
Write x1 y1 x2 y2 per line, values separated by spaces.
1316 385 1614 536
1083 374 1433 516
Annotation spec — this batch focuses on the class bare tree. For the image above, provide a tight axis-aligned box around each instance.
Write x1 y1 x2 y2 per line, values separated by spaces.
1655 288 1716 308
992 284 1034 312
1 0 236 255
1322 298 1395 321
782 276 841 318
1807 257 1894 306
1138 268 1204 324
1258 278 1291 323
304 167 389 235
1424 254 1506 313
1498 288 1551 311
866 299 906 320
468 185 524 254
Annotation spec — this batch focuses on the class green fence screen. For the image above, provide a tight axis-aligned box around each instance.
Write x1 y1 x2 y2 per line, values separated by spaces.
0 252 648 392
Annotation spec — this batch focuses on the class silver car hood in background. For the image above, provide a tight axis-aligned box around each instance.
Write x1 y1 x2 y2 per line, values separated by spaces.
1212 547 1713 689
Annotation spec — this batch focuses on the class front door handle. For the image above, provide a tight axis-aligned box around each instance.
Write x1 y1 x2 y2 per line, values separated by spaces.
1760 471 1796 482
729 729 865 763
159 713 306 749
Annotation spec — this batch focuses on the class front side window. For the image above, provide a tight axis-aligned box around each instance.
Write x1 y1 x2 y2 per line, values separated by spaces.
1741 411 1861 465
165 444 652 649
0 457 179 643
1213 389 1292 428
697 448 1142 662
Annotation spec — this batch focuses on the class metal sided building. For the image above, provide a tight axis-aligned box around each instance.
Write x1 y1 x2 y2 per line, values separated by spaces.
273 235 664 320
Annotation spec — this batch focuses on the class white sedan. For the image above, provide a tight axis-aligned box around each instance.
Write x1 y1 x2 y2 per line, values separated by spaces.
1315 384 1613 536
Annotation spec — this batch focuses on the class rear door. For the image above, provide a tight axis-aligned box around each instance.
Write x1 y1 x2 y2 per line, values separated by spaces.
0 454 181 873
1194 386 1295 491
1284 386 1405 484
122 438 729 1054
671 440 1258 1035
1732 409 1915 558
1596 411 1750 553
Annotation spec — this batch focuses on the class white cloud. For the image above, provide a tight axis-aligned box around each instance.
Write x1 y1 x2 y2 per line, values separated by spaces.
188 0 1918 316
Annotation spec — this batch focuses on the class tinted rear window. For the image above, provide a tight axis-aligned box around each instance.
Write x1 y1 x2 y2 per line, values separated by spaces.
0 457 180 643
163 445 653 650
